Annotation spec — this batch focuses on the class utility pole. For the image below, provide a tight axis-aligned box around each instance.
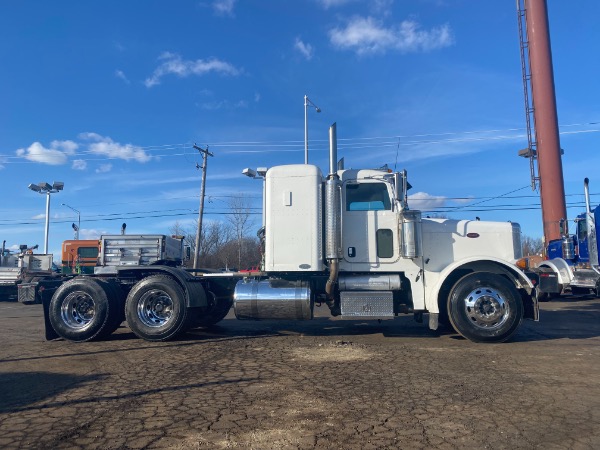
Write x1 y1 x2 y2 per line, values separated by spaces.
193 144 214 270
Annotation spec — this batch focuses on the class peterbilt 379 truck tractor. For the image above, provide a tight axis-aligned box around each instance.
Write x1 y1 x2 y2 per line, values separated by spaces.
522 178 600 299
41 123 538 344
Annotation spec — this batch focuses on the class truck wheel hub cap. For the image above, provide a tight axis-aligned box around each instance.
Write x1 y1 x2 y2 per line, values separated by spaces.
463 287 509 329
61 291 95 330
137 289 173 327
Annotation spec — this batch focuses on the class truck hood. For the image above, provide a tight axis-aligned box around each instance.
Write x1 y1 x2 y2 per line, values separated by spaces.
421 218 522 272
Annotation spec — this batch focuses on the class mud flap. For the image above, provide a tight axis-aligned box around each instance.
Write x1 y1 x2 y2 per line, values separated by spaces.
42 289 60 340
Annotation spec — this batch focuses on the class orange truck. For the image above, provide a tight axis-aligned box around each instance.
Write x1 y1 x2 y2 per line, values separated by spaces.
61 240 100 274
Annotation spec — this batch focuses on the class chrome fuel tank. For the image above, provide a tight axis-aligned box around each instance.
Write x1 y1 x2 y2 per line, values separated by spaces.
233 279 313 320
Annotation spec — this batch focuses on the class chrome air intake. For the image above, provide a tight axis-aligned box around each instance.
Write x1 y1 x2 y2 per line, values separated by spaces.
401 210 422 259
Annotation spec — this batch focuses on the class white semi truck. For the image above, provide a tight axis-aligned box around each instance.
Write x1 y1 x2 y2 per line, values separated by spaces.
1 242 54 301
42 123 538 343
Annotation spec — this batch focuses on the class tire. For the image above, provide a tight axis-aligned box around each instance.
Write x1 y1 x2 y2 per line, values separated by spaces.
537 286 564 301
97 279 125 337
447 272 524 343
49 277 118 342
192 291 232 328
125 275 191 341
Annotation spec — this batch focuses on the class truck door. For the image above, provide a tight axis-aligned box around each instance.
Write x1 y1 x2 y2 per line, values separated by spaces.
342 180 399 265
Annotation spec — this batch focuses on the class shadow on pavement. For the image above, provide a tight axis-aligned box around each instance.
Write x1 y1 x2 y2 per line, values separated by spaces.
0 371 106 414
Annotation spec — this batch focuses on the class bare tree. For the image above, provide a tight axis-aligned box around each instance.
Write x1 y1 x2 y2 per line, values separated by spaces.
167 199 259 270
522 235 544 256
227 194 256 269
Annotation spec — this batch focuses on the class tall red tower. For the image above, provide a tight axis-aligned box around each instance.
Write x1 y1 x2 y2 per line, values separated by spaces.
518 0 567 244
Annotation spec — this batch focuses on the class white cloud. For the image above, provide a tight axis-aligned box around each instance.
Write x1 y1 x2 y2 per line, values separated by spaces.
95 163 113 173
294 37 314 60
16 141 72 165
51 140 78 154
80 132 151 163
329 17 454 55
213 0 236 16
115 69 130 84
254 92 261 102
198 99 248 111
72 159 87 170
316 0 356 9
408 192 448 210
80 229 105 240
145 52 240 88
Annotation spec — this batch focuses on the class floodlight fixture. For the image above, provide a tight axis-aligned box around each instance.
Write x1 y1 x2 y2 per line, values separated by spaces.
62 203 81 240
242 167 268 228
28 181 64 253
304 95 322 164
242 168 257 178
256 167 268 177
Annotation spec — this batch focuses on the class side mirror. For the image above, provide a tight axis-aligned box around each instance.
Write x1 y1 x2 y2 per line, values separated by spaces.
559 218 567 237
394 170 409 210
184 246 191 261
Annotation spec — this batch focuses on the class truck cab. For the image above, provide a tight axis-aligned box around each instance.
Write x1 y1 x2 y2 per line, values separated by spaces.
533 178 600 297
62 240 100 274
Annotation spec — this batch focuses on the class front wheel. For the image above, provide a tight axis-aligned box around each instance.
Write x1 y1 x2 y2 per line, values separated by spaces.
125 275 191 341
447 272 524 343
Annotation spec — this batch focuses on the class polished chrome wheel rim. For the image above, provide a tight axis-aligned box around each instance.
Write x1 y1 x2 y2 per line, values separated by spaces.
463 287 509 329
136 289 173 327
61 291 95 330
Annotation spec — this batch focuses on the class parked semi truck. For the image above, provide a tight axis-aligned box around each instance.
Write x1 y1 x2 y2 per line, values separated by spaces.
521 178 600 298
0 242 55 301
40 123 538 344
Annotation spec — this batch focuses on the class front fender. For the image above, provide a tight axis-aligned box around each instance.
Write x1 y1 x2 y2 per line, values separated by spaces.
425 256 536 316
537 258 574 286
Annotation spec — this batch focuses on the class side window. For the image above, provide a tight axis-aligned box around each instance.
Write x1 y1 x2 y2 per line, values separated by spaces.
376 229 394 258
346 183 391 211
577 219 588 241
78 247 99 258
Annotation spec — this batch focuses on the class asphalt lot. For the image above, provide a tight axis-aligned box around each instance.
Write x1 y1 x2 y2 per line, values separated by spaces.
0 296 599 449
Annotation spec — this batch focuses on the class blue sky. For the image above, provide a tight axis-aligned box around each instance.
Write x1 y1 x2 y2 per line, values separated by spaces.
1 0 598 258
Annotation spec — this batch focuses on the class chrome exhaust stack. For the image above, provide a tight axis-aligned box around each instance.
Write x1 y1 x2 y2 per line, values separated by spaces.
585 178 591 214
325 123 342 297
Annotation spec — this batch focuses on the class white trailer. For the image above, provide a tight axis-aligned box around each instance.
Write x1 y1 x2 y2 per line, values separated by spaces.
43 123 538 343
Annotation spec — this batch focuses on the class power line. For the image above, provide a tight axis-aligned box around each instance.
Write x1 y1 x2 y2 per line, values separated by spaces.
2 121 599 164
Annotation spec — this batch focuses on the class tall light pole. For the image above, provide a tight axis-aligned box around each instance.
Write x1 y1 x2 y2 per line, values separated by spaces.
28 181 64 254
62 203 80 240
242 167 268 228
304 95 321 164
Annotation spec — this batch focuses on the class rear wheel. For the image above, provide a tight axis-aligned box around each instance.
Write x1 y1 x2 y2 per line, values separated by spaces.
49 277 118 342
99 279 125 337
125 275 191 341
447 272 524 343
